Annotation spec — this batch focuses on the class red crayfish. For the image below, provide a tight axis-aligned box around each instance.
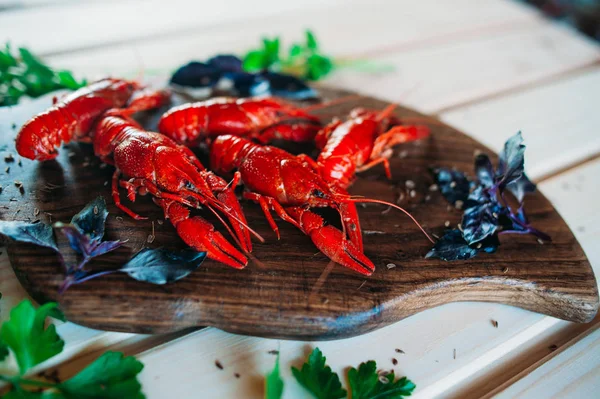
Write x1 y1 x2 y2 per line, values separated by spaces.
210 135 433 275
15 79 259 269
157 97 322 145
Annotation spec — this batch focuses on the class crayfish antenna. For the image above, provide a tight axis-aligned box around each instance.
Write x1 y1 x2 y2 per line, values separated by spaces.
346 198 435 244
301 94 363 113
375 103 398 122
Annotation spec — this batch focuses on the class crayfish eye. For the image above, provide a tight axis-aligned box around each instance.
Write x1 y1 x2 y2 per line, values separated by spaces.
184 181 194 189
312 189 326 199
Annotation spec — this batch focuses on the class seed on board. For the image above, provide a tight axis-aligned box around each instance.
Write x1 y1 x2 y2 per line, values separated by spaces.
157 219 164 225
398 150 408 159
104 181 109 186
93 206 99 215
99 163 107 169
33 208 40 216
449 181 457 188
215 360 224 370
425 195 431 201
492 212 499 219
116 216 124 222
455 200 464 210
457 223 463 231
491 320 499 328
446 205 453 212
392 358 398 365
537 239 544 245
429 184 439 192
405 180 416 189
502 267 509 273
147 234 155 244
395 348 405 354
68 152 77 158
476 243 482 249
386 263 396 269
409 190 416 198
444 220 450 227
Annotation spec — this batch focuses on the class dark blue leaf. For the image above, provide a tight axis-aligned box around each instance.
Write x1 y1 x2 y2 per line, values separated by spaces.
170 61 222 88
0 220 58 252
506 173 536 203
426 229 479 261
474 153 495 188
120 248 207 284
432 167 472 206
497 131 526 188
260 72 318 100
224 72 270 97
71 196 109 244
462 202 499 245
426 229 499 261
207 54 243 72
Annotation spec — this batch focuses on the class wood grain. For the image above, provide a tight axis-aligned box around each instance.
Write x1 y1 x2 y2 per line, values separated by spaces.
0 88 597 339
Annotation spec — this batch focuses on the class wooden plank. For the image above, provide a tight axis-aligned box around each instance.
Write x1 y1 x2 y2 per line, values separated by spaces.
441 67 600 181
491 326 600 398
1 0 538 57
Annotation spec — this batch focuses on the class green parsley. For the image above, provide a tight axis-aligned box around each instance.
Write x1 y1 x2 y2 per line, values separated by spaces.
0 44 86 107
242 30 335 81
348 361 416 399
264 352 284 399
291 348 346 399
0 300 65 374
0 299 146 398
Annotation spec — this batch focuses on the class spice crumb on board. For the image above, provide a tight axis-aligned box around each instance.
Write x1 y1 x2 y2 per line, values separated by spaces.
4 154 14 162
395 348 405 354
453 348 456 359
215 360 224 370
392 358 398 365
5 166 10 173
267 350 279 355
491 320 499 328
548 344 558 352
234 373 240 379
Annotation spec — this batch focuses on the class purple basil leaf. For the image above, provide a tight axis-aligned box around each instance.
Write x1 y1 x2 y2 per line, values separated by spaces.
260 72 318 100
432 167 473 206
170 61 222 88
497 131 527 189
462 202 499 245
506 173 536 203
88 239 123 258
474 153 495 188
207 54 243 72
55 222 91 255
223 72 270 97
120 248 207 284
426 229 479 261
71 196 109 244
0 220 58 252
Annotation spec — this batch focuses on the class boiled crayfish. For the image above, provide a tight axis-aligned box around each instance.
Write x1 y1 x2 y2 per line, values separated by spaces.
210 135 434 275
157 97 322 145
15 79 258 269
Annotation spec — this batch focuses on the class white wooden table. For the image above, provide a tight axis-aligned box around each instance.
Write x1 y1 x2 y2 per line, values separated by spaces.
1 0 599 397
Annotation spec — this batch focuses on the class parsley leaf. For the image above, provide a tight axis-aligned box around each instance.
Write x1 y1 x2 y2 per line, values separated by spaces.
58 351 145 399
265 352 284 399
0 300 65 374
291 348 346 399
348 361 416 399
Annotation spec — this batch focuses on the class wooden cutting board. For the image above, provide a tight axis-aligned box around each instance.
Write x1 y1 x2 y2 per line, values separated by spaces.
0 88 597 340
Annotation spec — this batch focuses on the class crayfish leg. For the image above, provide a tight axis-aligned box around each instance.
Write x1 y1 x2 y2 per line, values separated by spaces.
243 192 301 239
112 169 148 220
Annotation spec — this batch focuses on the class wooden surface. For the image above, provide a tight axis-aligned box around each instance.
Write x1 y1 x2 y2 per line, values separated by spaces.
1 88 597 340
1 0 599 397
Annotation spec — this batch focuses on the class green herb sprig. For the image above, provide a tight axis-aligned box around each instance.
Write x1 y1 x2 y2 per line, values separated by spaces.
0 44 86 107
242 30 334 81
0 299 145 398
264 347 416 399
